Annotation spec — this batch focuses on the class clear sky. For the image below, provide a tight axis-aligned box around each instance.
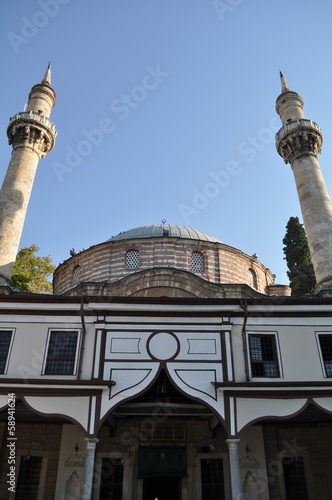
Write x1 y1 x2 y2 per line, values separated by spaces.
1 0 332 285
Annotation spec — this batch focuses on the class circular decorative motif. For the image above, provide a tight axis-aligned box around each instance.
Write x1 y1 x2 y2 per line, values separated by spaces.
147 332 179 361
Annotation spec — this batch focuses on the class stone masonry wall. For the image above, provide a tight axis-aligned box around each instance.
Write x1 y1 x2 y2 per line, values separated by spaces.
53 238 274 295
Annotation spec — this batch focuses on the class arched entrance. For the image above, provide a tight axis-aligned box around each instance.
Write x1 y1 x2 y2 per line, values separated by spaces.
97 370 231 500
0 399 86 500
236 402 332 500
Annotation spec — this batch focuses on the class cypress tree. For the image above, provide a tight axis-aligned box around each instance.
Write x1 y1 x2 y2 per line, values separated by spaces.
283 217 316 295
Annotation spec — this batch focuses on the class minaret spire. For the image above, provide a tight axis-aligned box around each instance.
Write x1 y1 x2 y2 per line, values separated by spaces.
279 70 290 92
275 76 332 295
0 67 57 286
42 61 52 85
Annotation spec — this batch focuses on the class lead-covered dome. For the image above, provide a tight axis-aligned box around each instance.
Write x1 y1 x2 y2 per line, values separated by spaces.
108 224 221 243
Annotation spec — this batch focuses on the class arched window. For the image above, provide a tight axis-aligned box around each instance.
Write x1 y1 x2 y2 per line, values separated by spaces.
191 251 204 273
125 250 140 269
72 265 81 286
248 268 257 289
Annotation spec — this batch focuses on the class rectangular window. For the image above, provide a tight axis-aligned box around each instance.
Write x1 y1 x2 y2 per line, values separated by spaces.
282 457 308 500
44 330 79 375
318 334 332 377
201 458 225 500
16 456 43 500
99 457 124 500
139 423 186 442
248 333 280 377
0 330 13 374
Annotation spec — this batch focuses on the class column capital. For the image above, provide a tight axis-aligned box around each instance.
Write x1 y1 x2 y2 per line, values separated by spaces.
226 438 240 448
84 437 99 449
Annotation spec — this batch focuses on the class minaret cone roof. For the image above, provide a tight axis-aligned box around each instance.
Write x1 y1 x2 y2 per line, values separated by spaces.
279 70 290 93
42 62 52 85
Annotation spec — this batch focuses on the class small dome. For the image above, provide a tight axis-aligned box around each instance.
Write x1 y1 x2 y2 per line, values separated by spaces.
108 224 221 243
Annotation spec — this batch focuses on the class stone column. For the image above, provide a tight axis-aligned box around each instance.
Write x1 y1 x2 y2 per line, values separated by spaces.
226 439 242 500
82 438 99 500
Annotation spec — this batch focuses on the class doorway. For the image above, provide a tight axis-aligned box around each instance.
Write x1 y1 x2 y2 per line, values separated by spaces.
143 477 181 500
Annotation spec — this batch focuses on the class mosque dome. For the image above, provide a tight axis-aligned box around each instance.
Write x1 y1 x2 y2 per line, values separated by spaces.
108 224 221 243
53 223 278 298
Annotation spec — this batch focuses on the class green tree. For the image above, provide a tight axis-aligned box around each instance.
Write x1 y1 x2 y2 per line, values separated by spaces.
12 244 55 294
283 217 316 295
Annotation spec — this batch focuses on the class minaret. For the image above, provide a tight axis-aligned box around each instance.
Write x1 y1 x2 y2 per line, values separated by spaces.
0 64 56 286
275 73 332 294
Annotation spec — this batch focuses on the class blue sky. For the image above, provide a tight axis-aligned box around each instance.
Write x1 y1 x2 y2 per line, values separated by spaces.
1 0 332 285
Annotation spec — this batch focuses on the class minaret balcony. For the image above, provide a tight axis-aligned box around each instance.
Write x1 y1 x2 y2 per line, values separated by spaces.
276 119 321 144
276 118 322 145
7 111 57 136
7 111 57 152
276 119 323 164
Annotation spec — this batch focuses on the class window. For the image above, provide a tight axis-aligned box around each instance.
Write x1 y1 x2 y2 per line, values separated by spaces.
0 330 13 374
248 333 280 377
201 458 225 500
139 423 186 442
44 330 79 375
248 268 257 289
125 250 140 269
318 334 332 377
16 456 43 500
99 458 124 500
72 265 81 285
283 457 308 500
191 251 204 273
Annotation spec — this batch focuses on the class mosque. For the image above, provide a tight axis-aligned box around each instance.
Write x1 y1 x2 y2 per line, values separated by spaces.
0 65 331 500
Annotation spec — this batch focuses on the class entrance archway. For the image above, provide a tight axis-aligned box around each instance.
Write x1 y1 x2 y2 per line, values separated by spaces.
98 370 230 499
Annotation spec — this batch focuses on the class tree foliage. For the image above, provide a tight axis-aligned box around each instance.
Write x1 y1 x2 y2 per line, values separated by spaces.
12 244 55 294
283 217 316 295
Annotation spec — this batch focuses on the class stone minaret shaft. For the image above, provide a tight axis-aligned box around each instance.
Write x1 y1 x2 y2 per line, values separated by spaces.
0 64 56 285
276 73 332 293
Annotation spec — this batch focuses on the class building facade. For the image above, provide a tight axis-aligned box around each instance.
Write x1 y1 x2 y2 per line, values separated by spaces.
0 68 331 500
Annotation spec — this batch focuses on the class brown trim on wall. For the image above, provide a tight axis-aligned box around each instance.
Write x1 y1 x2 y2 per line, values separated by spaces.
87 395 93 436
0 292 331 306
0 378 106 386
213 381 332 388
91 328 105 380
0 308 83 317
228 330 235 382
91 328 99 380
224 389 332 398
1 305 332 320
77 299 86 380
221 332 228 382
94 392 102 436
99 329 107 379
0 387 102 398
224 394 231 437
